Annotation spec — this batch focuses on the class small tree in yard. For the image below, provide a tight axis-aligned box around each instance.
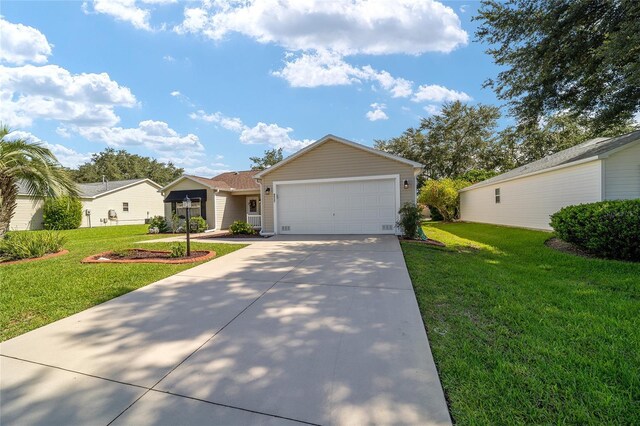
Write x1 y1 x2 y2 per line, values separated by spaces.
42 196 82 230
397 203 423 239
419 179 470 222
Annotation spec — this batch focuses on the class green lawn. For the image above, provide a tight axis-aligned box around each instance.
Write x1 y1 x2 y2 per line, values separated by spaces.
0 225 245 341
402 222 639 425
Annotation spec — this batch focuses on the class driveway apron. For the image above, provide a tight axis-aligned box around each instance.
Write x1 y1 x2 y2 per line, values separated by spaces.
1 235 451 425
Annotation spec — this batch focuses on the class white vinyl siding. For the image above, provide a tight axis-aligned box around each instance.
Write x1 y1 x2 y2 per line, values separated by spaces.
460 160 603 230
603 142 640 200
81 181 164 227
10 197 44 231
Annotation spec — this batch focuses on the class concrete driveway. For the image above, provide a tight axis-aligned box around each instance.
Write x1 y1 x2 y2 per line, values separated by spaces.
0 235 451 425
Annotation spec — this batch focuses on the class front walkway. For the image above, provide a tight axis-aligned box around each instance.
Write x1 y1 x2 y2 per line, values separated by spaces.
0 235 451 425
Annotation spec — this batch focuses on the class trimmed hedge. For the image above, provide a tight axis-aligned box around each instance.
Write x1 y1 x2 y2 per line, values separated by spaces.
550 199 640 261
42 196 83 230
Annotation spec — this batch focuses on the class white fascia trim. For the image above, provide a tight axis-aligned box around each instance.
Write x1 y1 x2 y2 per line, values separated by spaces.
459 156 601 192
253 134 423 179
272 174 401 235
89 179 162 199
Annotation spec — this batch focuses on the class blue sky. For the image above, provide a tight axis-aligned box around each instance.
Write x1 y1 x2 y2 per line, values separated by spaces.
1 0 503 176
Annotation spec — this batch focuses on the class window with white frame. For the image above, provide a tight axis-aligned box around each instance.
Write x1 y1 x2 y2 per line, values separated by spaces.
495 188 501 204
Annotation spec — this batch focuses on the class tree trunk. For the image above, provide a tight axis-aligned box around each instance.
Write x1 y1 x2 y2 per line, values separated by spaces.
0 175 17 236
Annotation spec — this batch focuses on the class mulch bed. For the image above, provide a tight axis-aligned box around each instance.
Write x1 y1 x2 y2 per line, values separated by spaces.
399 237 446 247
0 249 70 266
82 249 216 264
544 237 596 259
196 232 271 240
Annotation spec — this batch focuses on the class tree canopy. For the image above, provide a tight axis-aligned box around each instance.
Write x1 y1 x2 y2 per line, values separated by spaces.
375 101 504 182
475 0 640 132
71 148 183 185
250 148 284 171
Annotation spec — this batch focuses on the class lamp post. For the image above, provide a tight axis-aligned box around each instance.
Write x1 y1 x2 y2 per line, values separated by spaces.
183 195 191 256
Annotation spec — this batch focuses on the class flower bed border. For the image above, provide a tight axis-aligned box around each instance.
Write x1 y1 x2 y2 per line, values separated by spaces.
82 249 216 264
0 249 70 266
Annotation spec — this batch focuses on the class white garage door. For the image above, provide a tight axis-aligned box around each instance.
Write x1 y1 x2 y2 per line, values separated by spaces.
276 178 398 234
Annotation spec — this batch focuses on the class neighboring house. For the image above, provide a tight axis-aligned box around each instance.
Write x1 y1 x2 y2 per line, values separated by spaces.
11 178 164 231
459 130 640 230
162 134 423 235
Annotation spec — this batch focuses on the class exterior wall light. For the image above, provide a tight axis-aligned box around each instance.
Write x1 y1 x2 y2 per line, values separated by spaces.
403 179 409 189
265 187 271 195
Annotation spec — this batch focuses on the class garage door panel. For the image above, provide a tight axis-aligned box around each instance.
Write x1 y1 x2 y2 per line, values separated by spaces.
277 178 398 234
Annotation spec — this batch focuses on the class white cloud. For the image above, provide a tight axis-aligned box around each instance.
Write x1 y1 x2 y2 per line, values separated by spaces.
366 103 388 121
412 84 471 103
163 54 175 62
56 126 71 138
239 122 313 151
76 120 203 153
423 104 441 115
5 131 93 168
170 90 181 96
0 18 53 65
83 0 175 31
191 109 311 151
186 165 231 177
273 50 413 98
175 0 467 55
0 64 137 128
190 110 246 133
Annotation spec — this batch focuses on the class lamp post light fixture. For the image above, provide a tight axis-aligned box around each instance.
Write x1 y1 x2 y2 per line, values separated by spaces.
183 195 192 256
403 179 409 189
265 187 271 195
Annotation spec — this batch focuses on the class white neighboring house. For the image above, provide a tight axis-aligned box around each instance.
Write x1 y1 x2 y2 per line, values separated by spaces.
11 178 164 231
459 130 640 230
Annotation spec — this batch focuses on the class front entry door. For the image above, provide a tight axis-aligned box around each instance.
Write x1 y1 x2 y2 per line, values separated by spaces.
247 196 259 215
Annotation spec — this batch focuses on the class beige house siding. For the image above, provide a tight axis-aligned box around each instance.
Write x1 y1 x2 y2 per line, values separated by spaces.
604 142 640 200
82 181 164 227
215 192 245 229
459 160 603 231
10 196 45 231
259 139 416 233
161 179 216 229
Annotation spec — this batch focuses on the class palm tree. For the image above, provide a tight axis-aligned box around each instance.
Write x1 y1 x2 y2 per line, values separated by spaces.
0 124 78 235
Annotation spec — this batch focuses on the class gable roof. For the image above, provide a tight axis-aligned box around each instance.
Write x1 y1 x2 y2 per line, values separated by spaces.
253 134 424 179
18 178 162 199
161 171 259 192
461 130 640 192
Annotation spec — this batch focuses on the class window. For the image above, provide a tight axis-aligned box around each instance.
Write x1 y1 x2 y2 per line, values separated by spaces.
123 202 129 212
495 188 501 204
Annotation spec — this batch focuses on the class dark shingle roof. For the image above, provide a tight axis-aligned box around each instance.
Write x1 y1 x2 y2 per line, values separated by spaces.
182 171 259 191
17 178 153 198
462 130 640 191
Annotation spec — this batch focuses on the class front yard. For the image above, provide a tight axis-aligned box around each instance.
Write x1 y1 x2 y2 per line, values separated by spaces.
402 223 639 424
0 225 245 341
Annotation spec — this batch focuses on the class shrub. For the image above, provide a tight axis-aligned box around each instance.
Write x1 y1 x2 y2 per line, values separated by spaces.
189 216 207 233
229 220 255 235
170 243 186 258
148 215 169 233
418 179 470 222
0 231 66 261
42 196 82 230
170 213 181 233
550 199 640 261
397 203 423 239
428 206 444 221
